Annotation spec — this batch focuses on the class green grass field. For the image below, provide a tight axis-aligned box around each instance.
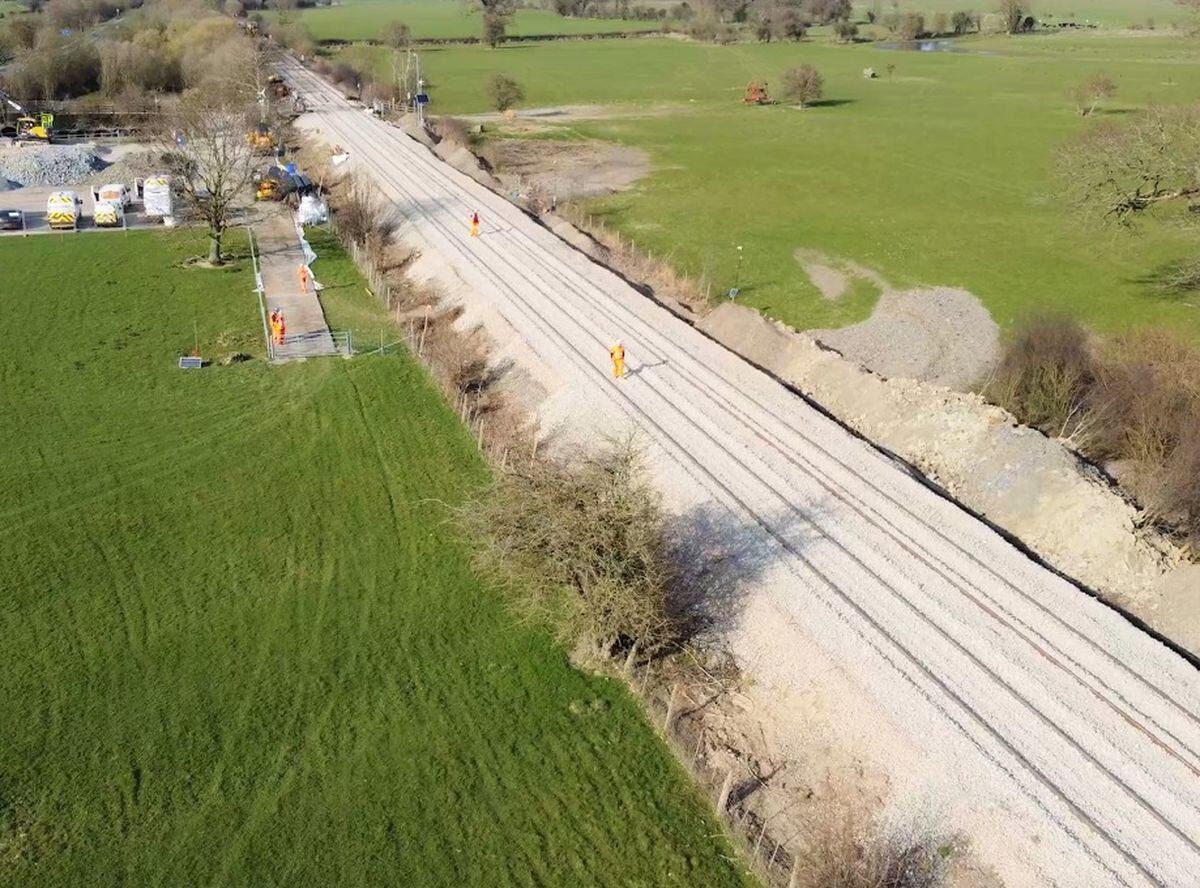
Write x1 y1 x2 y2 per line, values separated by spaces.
283 0 658 42
873 0 1188 28
343 31 1200 335
0 230 748 887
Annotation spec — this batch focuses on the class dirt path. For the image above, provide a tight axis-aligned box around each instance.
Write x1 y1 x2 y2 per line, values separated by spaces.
285 58 1200 887
254 206 337 361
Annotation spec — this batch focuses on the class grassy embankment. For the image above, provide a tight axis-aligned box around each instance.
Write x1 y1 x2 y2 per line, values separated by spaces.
281 0 659 42
0 230 749 887
336 31 1200 335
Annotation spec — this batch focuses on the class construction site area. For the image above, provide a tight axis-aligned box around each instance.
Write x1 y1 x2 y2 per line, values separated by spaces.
4 2 1200 887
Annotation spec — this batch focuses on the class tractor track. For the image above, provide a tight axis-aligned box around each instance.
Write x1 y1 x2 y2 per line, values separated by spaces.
282 59 1200 886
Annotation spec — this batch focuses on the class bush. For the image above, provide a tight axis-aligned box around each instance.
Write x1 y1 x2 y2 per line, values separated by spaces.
461 438 677 662
898 11 925 39
782 64 824 107
985 320 1200 542
833 20 858 41
485 72 524 111
984 316 1095 439
334 174 397 249
951 10 975 33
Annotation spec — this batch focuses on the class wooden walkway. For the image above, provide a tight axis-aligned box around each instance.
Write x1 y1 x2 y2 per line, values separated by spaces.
255 208 340 361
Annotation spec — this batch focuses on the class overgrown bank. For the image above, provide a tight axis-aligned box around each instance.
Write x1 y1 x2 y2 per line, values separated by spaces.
985 317 1200 550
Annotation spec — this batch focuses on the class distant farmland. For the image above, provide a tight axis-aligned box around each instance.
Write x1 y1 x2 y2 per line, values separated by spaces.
279 0 659 42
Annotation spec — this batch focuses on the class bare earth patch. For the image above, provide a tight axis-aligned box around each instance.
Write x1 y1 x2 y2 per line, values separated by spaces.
804 262 849 300
796 249 1000 392
490 138 651 203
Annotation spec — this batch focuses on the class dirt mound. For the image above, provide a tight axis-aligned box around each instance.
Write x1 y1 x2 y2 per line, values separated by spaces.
490 138 650 202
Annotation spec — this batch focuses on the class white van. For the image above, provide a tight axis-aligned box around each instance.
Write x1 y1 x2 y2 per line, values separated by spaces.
46 191 83 230
139 175 173 220
93 200 126 228
91 183 132 210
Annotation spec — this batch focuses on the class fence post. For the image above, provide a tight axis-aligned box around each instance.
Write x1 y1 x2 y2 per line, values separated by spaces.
716 766 736 817
664 683 680 731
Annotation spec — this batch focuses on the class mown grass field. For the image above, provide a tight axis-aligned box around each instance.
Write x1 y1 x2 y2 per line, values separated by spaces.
284 0 657 42
343 31 1200 334
0 230 748 887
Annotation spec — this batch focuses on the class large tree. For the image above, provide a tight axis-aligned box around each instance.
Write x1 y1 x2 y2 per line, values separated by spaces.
1059 104 1200 285
166 94 259 265
476 0 517 46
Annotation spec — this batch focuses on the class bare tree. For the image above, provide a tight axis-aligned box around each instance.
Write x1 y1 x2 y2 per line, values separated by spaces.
476 0 517 46
996 0 1025 33
1058 103 1200 225
782 64 824 108
1070 73 1117 116
384 20 411 100
165 93 259 265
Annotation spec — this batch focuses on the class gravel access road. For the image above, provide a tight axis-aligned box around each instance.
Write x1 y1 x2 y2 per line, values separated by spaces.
282 58 1200 886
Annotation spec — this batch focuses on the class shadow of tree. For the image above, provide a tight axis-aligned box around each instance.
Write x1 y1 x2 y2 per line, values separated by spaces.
665 496 822 646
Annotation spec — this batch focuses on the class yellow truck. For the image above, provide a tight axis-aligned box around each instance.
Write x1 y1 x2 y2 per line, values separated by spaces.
46 191 82 230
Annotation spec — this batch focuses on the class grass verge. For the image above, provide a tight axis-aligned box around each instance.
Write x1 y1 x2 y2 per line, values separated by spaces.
0 229 749 887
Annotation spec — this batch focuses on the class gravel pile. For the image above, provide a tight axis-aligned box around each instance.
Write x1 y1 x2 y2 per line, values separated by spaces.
88 151 162 186
0 144 103 187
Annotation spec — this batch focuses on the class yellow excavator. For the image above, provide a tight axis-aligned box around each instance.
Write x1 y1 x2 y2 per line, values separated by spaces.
2 88 53 141
246 121 275 155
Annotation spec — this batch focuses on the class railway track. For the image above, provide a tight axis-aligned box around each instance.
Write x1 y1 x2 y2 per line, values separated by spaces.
282 58 1200 886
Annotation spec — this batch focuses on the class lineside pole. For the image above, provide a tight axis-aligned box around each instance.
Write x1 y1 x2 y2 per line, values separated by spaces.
246 226 274 359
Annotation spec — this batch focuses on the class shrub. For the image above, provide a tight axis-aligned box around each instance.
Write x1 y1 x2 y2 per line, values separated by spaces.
951 10 975 33
782 64 824 107
898 11 925 39
1070 73 1117 116
485 73 524 112
984 316 1096 439
460 437 677 663
833 20 858 41
791 808 947 888
334 174 397 249
931 11 948 34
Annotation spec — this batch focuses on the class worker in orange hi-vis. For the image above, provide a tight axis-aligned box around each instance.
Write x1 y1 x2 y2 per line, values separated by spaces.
275 310 287 345
269 308 280 344
469 211 480 238
609 339 626 378
298 263 310 293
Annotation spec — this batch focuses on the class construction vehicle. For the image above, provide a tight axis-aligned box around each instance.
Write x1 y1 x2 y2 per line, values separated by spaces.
246 122 275 155
268 74 290 98
743 81 772 105
139 175 173 220
253 166 311 203
1 87 54 141
47 191 83 230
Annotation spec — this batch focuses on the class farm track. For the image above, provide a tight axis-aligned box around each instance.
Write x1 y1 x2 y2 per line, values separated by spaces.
282 58 1200 886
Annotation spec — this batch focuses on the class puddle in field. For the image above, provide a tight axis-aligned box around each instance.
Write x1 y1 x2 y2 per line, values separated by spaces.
875 40 995 55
